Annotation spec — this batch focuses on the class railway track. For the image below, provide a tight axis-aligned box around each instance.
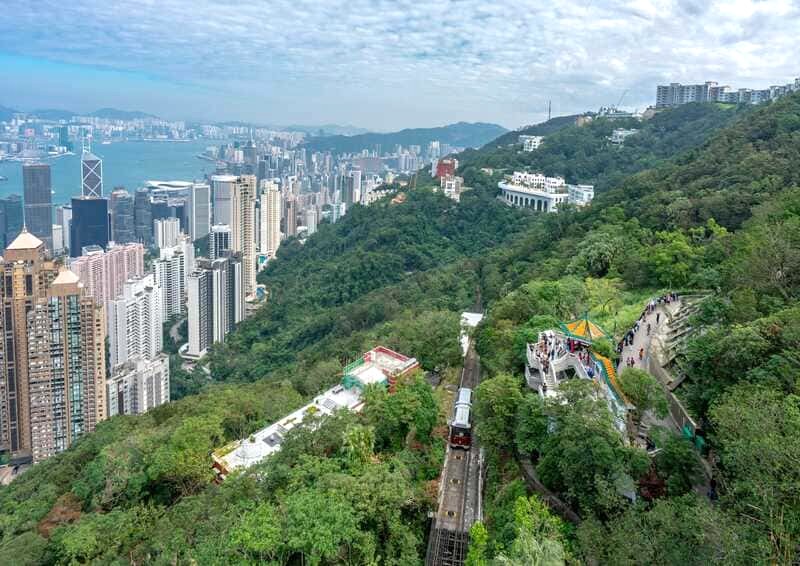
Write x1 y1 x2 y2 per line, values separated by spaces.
425 343 482 566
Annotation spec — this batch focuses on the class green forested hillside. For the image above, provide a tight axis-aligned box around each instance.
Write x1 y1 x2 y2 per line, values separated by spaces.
2 94 800 564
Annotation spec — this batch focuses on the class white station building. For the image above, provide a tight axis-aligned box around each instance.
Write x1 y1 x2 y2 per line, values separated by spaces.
212 346 419 481
499 171 594 212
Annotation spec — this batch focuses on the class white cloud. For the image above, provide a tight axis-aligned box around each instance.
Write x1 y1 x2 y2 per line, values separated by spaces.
0 0 798 129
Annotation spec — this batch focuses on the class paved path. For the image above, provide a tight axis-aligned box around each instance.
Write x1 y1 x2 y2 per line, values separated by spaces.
617 300 676 376
617 299 683 438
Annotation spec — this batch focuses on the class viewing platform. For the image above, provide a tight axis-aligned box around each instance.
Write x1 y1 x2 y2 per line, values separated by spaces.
525 316 631 436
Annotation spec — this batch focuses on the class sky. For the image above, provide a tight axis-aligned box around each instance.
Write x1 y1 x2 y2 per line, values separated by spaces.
1 0 799 131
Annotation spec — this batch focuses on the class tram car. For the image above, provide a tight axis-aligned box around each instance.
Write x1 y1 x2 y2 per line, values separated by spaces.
449 387 473 449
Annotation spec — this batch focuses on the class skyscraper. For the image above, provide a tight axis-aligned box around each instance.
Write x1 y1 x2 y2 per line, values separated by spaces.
52 224 64 255
210 224 232 260
0 230 106 463
305 207 318 236
134 188 153 246
70 197 109 257
284 196 297 238
154 217 181 249
186 255 242 359
69 242 145 306
56 205 72 253
81 151 103 198
188 182 211 242
154 235 194 319
107 355 170 417
26 268 106 463
231 175 256 298
0 195 24 249
22 163 53 252
109 189 135 243
259 181 282 257
108 274 163 369
350 169 362 204
211 175 237 226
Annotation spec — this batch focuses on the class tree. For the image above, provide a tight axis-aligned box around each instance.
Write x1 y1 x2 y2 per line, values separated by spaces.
576 495 768 565
465 522 489 566
710 385 800 562
231 503 286 563
492 496 567 566
284 488 360 566
647 231 697 287
514 394 548 457
536 380 648 515
342 424 375 470
654 435 704 496
474 374 524 453
617 368 668 423
584 276 623 315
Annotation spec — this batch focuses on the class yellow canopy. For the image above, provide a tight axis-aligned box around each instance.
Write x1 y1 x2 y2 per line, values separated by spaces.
559 314 610 343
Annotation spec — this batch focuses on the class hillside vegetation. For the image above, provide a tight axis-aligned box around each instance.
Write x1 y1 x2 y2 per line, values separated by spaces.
1 94 799 564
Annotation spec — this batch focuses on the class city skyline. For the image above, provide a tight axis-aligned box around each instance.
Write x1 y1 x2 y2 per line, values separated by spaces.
1 0 799 130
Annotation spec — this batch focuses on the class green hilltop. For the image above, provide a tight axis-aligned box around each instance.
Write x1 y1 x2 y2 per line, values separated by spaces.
2 94 800 564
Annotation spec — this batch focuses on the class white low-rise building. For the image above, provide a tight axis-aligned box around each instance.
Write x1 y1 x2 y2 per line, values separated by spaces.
212 346 419 481
439 175 464 202
519 135 544 151
610 128 639 145
499 171 594 212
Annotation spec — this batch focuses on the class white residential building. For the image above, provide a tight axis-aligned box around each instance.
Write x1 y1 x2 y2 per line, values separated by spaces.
210 224 232 260
154 235 194 319
107 355 170 417
304 207 318 236
498 171 594 212
439 175 464 202
519 135 544 151
232 175 256 298
185 256 243 359
154 217 181 249
610 128 639 145
259 181 282 257
108 273 163 369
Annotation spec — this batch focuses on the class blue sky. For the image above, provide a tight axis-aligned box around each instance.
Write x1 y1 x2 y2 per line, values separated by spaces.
1 0 799 130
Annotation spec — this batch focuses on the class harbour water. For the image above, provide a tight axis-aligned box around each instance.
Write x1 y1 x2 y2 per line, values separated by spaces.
0 140 220 204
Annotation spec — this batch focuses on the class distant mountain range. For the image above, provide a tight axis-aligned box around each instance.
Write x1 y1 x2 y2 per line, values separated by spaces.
0 105 160 122
89 108 159 120
302 121 508 154
0 105 504 144
284 124 371 136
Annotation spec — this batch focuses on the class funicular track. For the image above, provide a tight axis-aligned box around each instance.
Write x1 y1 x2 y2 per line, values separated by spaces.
425 346 482 566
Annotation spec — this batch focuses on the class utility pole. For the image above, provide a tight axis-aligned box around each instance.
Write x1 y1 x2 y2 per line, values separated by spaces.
547 100 552 121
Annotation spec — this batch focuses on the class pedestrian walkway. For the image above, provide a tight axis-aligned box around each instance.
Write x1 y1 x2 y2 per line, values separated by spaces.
616 294 680 377
616 294 683 443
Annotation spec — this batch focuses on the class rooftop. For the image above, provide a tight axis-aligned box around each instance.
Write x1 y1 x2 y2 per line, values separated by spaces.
6 229 44 251
213 346 418 479
51 268 81 286
213 382 363 475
